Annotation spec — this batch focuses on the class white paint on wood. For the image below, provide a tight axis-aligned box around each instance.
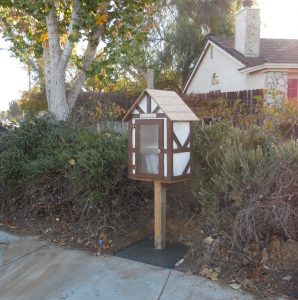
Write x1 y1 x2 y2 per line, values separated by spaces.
133 109 139 114
164 154 167 177
173 152 190 176
132 153 135 165
132 128 135 148
187 166 190 174
151 98 158 112
132 169 136 175
163 118 167 150
173 122 190 146
140 114 157 118
139 95 147 113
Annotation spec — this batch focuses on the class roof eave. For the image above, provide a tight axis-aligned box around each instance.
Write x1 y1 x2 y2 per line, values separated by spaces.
239 63 298 74
123 89 199 122
122 90 147 121
182 41 211 94
147 89 199 121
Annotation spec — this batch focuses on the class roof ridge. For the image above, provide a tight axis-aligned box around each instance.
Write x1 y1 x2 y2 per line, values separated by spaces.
207 35 298 67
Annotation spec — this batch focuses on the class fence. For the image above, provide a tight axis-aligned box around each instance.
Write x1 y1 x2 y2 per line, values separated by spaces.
96 120 128 134
183 89 263 114
95 89 265 133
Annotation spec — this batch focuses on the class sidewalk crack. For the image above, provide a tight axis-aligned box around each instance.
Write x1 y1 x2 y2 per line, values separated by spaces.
0 243 49 270
157 270 171 300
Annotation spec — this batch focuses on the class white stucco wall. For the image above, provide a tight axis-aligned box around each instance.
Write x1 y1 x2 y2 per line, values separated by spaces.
185 43 265 94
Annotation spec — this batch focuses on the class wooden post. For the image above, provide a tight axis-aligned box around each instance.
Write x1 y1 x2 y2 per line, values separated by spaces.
154 181 166 250
147 69 154 89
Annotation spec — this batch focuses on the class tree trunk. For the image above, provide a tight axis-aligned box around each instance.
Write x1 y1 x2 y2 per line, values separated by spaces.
44 42 69 120
48 72 69 121
43 1 102 121
45 3 69 121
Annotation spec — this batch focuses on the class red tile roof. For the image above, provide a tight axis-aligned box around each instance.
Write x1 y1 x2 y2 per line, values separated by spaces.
209 36 298 68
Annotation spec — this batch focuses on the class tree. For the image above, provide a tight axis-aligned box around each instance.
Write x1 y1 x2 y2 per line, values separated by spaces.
7 100 22 119
169 0 241 85
0 111 7 118
18 87 48 114
140 0 241 88
0 0 156 120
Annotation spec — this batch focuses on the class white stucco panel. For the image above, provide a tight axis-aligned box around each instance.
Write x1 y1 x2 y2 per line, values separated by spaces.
186 43 265 94
132 128 135 148
151 98 158 112
173 152 190 176
163 118 167 149
173 122 190 146
139 95 147 113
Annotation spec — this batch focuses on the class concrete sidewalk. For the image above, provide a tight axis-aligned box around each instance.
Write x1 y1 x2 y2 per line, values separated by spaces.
0 230 254 300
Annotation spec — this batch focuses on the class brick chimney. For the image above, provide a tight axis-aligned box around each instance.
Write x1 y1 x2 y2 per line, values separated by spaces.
235 0 260 57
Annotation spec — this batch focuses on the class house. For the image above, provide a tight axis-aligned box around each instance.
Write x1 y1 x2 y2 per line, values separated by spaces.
183 0 298 103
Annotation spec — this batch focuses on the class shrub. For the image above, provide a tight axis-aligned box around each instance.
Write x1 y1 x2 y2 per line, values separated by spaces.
69 130 128 201
191 122 272 220
233 142 298 244
191 122 298 244
0 118 129 202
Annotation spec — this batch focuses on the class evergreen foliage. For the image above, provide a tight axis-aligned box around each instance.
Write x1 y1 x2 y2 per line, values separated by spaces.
0 118 128 201
191 122 298 242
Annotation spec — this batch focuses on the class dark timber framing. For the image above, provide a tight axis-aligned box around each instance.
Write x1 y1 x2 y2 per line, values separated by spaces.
124 89 198 184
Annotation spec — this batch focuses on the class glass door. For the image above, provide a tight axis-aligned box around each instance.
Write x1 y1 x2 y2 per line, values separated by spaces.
136 119 163 179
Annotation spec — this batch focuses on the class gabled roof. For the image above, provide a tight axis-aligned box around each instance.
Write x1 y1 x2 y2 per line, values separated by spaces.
183 36 298 93
123 89 199 121
210 36 298 67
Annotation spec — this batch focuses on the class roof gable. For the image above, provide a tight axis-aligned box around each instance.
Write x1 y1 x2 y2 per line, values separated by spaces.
183 39 245 93
123 89 199 121
183 36 298 93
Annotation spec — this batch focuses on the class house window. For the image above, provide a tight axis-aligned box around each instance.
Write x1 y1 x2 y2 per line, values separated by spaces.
211 73 219 85
288 78 298 99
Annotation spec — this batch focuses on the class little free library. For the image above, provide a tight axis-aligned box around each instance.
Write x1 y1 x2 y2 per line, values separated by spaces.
123 89 199 249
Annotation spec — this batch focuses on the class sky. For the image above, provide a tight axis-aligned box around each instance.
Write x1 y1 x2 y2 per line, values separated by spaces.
0 37 28 111
1 0 298 111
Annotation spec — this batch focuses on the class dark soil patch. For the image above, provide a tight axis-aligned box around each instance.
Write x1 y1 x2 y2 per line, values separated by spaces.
176 232 298 299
